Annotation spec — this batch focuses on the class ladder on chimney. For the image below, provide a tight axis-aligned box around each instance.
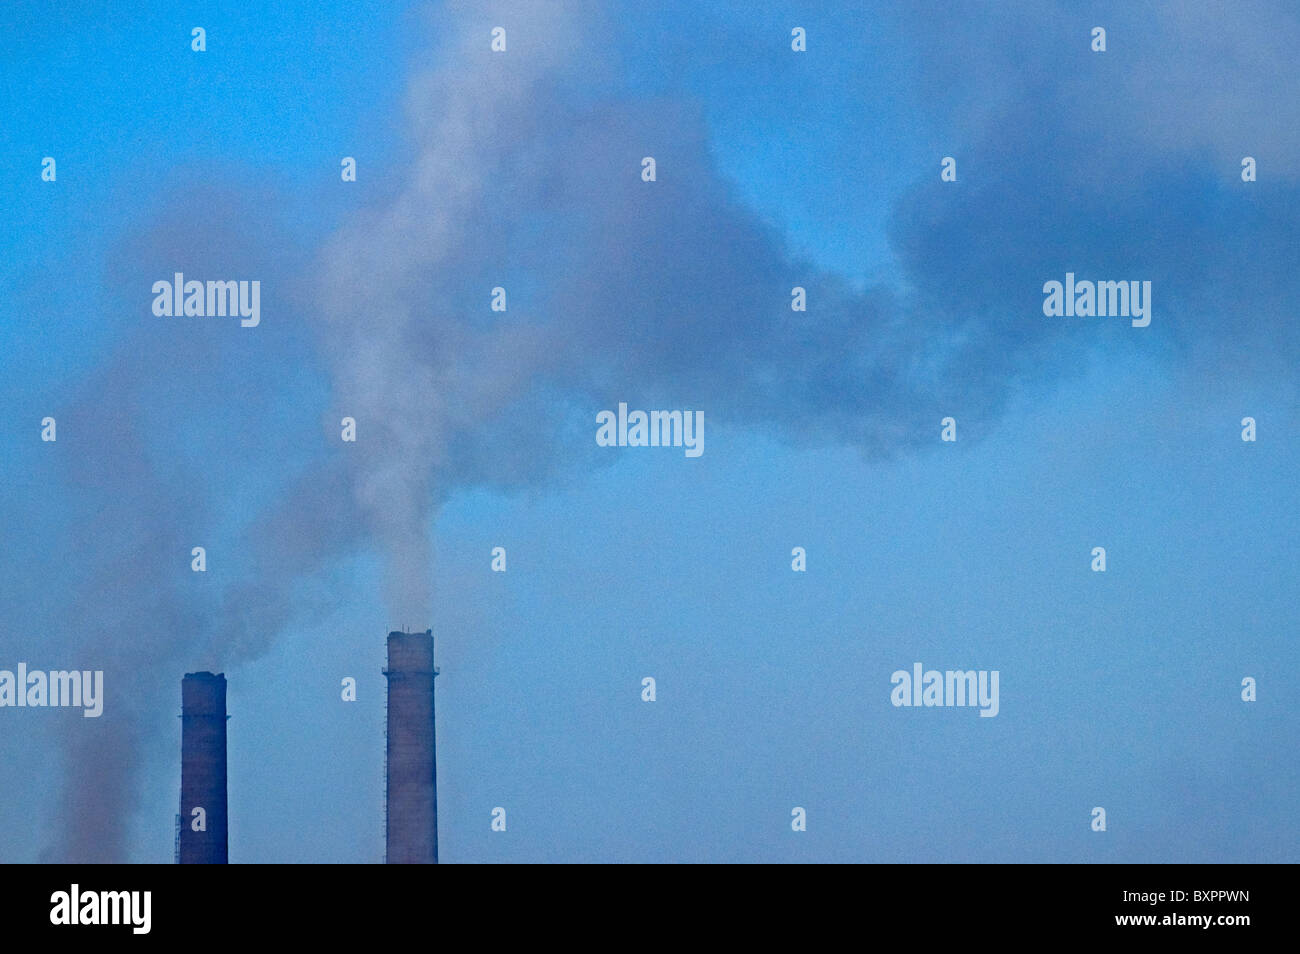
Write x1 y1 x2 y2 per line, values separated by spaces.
173 813 181 864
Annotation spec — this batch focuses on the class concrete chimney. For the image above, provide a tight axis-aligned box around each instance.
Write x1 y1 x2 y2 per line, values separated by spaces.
178 672 228 864
385 630 438 863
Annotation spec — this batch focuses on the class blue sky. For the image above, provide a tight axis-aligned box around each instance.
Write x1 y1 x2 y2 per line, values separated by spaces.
0 1 1297 862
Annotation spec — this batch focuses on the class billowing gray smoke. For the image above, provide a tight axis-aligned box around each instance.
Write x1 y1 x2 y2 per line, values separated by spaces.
35 0 1299 860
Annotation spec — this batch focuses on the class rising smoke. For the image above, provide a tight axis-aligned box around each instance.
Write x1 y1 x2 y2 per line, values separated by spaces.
30 0 1300 860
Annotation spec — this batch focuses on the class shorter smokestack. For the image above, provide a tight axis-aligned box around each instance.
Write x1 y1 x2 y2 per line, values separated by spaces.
178 672 228 864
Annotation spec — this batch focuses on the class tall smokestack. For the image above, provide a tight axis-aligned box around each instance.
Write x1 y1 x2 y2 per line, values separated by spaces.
178 672 228 864
385 630 438 863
